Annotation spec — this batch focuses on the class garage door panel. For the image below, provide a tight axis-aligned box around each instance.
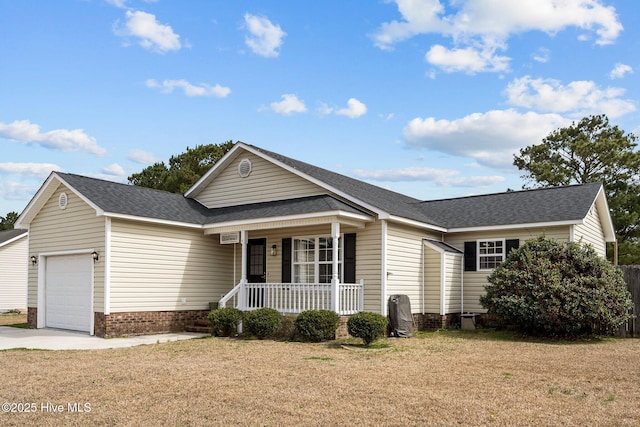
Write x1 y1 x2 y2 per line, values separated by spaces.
45 254 92 332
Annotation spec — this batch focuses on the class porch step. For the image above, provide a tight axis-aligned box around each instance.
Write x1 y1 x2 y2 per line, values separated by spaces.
185 319 212 334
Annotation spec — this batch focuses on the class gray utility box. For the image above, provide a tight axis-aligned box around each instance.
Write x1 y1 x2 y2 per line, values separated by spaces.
388 294 413 337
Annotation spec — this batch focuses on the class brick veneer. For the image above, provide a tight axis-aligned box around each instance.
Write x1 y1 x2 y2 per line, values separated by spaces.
27 307 37 329
94 310 210 338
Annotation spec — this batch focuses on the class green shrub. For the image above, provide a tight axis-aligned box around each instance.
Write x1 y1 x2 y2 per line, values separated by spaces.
480 236 633 337
295 310 341 342
244 307 282 339
347 311 388 345
208 307 243 337
273 314 298 341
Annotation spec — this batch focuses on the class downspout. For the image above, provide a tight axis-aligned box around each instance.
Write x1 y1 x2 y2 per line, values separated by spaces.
440 252 446 316
381 220 388 316
104 217 111 316
460 253 464 315
421 240 425 315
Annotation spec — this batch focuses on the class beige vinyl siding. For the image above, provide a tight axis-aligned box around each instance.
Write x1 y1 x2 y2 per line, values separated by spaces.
109 219 232 312
423 246 441 313
445 226 571 312
574 204 606 256
27 184 105 311
233 221 383 312
443 253 462 314
0 235 28 310
387 223 441 314
195 153 325 208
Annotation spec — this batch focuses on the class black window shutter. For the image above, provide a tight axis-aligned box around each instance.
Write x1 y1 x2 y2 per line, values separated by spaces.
281 238 292 283
464 241 476 272
344 233 356 283
506 239 519 255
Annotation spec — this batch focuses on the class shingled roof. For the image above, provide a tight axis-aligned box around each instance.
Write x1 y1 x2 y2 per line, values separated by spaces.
18 143 608 234
415 182 604 229
0 229 28 247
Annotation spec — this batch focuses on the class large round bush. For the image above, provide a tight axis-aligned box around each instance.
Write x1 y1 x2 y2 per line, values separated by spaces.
295 309 341 342
347 311 388 345
208 307 243 337
244 307 282 339
480 236 632 337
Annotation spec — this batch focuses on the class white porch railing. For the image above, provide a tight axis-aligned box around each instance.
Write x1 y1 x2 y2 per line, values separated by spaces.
219 280 364 316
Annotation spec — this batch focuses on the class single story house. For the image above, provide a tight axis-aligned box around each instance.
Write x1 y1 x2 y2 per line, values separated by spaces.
0 228 28 312
15 142 615 337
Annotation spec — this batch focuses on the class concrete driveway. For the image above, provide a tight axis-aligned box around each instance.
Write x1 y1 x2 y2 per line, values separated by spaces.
0 327 208 350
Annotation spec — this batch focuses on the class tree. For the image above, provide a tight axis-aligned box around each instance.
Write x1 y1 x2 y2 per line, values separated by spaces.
0 211 18 230
513 115 640 260
128 141 235 194
480 236 632 337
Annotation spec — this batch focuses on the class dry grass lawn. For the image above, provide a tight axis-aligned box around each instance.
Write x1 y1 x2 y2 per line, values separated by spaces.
0 313 27 326
1 327 639 426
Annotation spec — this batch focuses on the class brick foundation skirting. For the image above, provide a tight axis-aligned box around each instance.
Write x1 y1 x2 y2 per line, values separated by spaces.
95 310 210 338
27 307 38 329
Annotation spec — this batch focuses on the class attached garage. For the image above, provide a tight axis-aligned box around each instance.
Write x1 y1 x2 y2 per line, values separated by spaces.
44 254 93 333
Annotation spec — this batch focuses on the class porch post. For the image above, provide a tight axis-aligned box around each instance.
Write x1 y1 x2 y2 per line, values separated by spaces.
239 230 247 311
331 222 340 313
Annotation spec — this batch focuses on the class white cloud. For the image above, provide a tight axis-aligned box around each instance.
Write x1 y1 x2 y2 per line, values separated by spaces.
504 76 636 118
128 149 157 164
403 109 568 168
531 47 550 63
269 94 307 115
0 162 61 178
114 10 181 54
102 163 126 177
373 0 623 73
336 98 367 118
352 166 504 188
425 44 510 74
146 79 231 97
0 181 40 202
610 63 633 79
105 0 128 8
244 13 286 58
0 120 106 156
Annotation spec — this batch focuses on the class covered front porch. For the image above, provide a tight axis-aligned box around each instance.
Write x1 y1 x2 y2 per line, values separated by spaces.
205 198 374 316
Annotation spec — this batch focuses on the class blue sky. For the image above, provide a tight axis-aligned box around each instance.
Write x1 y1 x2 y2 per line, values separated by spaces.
1 0 639 215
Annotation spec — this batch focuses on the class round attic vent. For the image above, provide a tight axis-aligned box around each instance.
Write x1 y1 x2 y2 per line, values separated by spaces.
58 192 68 210
238 158 252 178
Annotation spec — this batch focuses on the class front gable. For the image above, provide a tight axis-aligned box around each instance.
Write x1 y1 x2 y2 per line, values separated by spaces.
190 150 326 209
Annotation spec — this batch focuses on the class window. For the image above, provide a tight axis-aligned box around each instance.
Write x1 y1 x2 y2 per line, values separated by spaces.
478 239 504 270
293 236 342 283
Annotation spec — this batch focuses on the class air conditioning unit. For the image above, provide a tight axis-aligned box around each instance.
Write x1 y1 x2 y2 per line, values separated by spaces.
220 232 240 244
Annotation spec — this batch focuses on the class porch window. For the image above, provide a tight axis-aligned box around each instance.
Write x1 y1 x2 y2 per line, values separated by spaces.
478 239 504 270
293 236 342 283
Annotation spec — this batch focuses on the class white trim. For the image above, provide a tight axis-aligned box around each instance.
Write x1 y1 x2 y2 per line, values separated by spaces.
0 231 27 248
37 248 96 335
448 219 582 234
203 210 372 232
55 175 105 217
569 224 575 242
440 252 446 316
387 215 448 233
103 212 204 229
477 239 506 271
381 220 388 316
104 217 111 316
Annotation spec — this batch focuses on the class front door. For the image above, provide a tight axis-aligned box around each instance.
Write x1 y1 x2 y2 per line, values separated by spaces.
247 238 266 308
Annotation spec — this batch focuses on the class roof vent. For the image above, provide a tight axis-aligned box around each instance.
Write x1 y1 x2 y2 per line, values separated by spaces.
238 158 252 178
58 192 68 210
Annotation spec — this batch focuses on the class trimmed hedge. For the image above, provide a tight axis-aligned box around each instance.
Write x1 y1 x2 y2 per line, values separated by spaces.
347 311 388 345
208 307 243 337
244 307 282 339
295 310 341 342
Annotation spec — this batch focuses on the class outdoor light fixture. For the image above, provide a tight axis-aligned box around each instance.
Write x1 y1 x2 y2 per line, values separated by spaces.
270 244 277 257
30 255 37 266
91 251 99 262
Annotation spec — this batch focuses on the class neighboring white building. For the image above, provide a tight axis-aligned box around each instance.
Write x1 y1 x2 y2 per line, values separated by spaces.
0 229 28 312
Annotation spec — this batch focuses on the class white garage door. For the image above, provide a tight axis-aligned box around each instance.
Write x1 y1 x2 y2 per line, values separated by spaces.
45 254 92 332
